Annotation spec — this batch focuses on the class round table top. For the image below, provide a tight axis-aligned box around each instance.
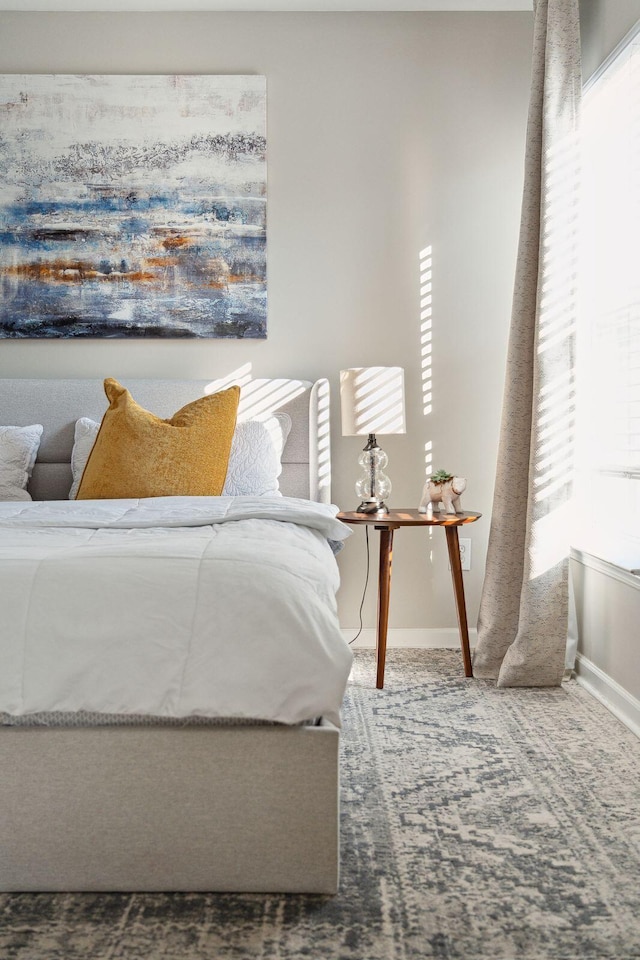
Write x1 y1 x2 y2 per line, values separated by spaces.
337 508 481 528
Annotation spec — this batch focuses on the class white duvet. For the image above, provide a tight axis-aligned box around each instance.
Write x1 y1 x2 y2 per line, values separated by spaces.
0 497 353 727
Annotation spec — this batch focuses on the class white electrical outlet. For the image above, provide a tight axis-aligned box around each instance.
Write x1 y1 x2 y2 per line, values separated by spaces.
459 538 471 571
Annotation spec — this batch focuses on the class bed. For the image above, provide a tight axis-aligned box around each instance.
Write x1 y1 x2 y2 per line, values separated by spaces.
0 377 351 894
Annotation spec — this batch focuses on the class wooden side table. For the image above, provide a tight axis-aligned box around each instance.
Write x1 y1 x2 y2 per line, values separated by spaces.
338 509 481 688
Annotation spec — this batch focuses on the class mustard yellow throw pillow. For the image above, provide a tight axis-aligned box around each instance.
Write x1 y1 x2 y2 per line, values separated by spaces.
76 379 240 500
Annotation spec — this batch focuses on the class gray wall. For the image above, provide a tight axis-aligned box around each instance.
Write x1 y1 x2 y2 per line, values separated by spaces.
0 11 533 633
580 0 640 79
571 558 640 708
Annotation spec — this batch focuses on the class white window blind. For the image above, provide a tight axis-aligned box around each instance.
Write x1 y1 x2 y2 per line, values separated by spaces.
576 24 640 566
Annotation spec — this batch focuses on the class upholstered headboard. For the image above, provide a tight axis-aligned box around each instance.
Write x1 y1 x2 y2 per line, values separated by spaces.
0 378 331 503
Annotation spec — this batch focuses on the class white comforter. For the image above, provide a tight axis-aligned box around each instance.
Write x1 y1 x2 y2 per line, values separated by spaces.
0 497 353 727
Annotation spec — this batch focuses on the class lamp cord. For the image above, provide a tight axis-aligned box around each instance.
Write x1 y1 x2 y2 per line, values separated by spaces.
349 526 370 646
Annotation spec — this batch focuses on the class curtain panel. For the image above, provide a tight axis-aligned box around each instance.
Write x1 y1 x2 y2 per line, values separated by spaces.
473 0 581 686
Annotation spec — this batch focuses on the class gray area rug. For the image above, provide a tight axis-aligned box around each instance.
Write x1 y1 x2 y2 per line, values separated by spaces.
1 649 639 959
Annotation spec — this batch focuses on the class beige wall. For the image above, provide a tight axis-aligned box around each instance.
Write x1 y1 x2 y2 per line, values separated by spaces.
0 11 533 632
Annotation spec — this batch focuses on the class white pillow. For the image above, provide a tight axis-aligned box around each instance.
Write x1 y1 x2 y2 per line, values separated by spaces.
69 417 101 500
224 414 292 497
69 414 292 500
0 424 44 501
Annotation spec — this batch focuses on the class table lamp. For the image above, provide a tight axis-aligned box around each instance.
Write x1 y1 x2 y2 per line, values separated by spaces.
340 367 406 514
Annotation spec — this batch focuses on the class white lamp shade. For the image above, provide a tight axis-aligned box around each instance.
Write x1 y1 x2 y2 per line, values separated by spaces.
340 367 406 437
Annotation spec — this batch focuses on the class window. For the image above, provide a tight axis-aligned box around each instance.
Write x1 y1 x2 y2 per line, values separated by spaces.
575 22 640 569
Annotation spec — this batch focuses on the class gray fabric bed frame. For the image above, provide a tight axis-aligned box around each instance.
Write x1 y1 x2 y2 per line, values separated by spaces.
0 378 340 894
6 376 332 504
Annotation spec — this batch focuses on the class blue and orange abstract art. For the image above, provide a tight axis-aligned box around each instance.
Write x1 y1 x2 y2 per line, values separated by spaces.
0 75 267 338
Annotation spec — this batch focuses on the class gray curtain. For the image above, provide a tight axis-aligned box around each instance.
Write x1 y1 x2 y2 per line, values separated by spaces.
473 0 581 687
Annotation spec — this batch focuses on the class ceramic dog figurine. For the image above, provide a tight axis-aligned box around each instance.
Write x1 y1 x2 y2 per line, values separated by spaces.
419 474 466 514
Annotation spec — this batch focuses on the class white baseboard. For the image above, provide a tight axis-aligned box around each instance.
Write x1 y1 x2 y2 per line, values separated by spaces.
342 627 477 649
574 653 640 739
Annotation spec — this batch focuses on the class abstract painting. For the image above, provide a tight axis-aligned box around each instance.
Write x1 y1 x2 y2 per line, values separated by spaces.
0 75 266 338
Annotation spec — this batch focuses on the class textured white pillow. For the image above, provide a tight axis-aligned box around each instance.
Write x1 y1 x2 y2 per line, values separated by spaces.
69 414 291 499
224 414 292 497
0 424 44 501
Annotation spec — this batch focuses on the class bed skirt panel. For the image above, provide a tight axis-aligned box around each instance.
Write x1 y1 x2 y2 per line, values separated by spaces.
0 722 340 894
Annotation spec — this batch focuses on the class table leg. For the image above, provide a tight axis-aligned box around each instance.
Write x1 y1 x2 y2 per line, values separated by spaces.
445 526 473 678
376 527 395 689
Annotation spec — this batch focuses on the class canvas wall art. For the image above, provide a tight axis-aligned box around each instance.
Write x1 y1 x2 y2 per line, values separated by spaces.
0 74 267 339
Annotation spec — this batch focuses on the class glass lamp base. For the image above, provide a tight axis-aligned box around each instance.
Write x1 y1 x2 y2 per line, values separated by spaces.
354 434 392 515
357 500 389 515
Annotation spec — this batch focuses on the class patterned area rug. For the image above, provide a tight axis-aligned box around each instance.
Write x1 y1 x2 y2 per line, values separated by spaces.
2 649 640 960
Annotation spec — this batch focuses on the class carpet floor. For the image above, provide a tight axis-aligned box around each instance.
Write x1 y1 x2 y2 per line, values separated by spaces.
1 649 639 960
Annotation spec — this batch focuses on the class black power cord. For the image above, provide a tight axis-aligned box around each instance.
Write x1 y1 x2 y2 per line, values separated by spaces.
349 526 370 645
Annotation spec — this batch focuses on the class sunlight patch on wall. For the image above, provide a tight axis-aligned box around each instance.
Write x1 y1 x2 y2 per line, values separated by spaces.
419 245 433 420
424 439 433 481
420 245 435 536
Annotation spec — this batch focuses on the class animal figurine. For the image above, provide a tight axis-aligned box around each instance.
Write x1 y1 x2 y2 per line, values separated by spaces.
419 471 466 514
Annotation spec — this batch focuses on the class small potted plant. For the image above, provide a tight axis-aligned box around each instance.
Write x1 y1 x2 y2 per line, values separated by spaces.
418 469 467 514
